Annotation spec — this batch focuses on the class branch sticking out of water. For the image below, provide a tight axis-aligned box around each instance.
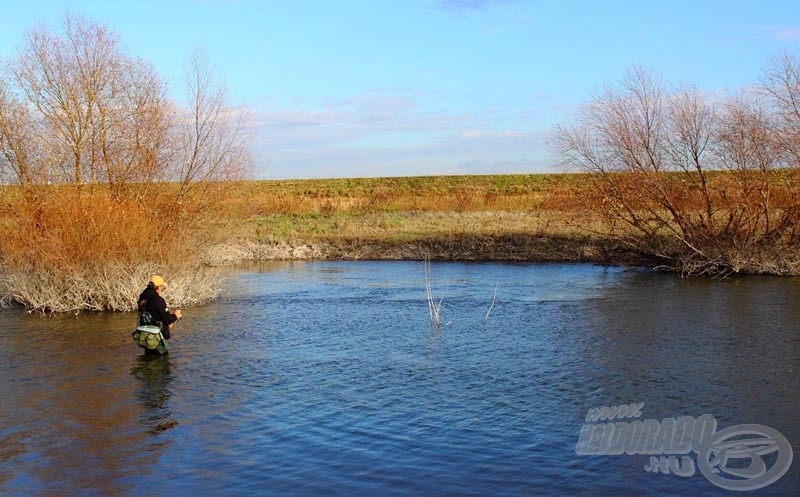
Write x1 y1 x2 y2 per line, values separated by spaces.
484 281 498 323
425 258 442 327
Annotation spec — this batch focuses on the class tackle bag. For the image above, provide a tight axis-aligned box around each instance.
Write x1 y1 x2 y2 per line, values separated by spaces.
132 325 164 350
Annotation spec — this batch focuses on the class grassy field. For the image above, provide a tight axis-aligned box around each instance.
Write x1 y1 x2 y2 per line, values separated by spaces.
199 174 630 264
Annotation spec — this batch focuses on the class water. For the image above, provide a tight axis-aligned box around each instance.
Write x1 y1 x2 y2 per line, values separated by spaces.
1 261 798 496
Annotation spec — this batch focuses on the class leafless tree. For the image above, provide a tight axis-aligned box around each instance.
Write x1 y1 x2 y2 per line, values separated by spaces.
556 60 800 276
761 52 800 221
762 51 800 157
0 81 40 185
173 47 253 206
2 15 253 195
4 13 172 193
92 57 172 193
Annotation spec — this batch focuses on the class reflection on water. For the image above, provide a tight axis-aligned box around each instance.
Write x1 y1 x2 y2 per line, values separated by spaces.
0 262 798 496
0 312 169 496
131 355 178 436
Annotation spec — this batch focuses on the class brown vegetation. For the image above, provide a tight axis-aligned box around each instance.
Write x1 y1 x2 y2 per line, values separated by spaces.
0 15 251 312
556 55 800 276
194 174 636 266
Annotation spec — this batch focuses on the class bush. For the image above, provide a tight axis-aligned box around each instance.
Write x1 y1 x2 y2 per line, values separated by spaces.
0 185 221 312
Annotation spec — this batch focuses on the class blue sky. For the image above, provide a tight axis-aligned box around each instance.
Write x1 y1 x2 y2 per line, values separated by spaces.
1 1 799 179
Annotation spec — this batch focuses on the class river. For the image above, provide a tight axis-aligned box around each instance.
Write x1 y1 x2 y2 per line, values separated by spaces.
1 261 798 496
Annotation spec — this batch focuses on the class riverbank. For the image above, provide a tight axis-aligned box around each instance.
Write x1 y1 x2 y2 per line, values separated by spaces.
198 175 653 267
200 233 651 267
0 174 652 313
3 173 795 313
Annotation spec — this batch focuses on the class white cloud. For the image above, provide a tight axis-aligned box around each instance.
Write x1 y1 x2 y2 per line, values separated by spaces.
435 0 518 11
457 130 528 140
773 27 800 42
252 91 473 152
437 0 488 9
751 25 800 43
250 93 556 179
243 86 570 179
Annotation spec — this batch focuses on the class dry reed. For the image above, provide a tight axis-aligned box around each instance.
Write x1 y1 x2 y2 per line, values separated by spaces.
0 185 223 312
484 282 498 323
424 258 442 327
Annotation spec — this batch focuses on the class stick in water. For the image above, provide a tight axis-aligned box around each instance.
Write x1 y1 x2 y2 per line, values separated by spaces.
484 281 498 323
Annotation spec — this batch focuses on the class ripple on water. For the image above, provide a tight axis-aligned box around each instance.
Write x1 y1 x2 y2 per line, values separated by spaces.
1 262 798 496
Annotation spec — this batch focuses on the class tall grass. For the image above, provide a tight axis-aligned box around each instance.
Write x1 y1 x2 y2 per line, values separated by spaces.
0 185 221 312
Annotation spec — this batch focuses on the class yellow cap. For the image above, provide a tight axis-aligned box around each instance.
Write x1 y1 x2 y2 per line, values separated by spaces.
150 275 166 288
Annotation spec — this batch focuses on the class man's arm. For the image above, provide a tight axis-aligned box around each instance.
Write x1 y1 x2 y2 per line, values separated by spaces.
154 296 178 327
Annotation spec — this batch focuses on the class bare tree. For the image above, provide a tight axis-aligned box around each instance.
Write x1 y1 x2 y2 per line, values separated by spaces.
762 51 800 147
92 57 172 194
0 81 39 184
0 14 256 312
2 15 252 195
761 52 800 217
174 47 253 206
556 67 701 263
12 15 112 184
556 61 800 276
6 13 171 191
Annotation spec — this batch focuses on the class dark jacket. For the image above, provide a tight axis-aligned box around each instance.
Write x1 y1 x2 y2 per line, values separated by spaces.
138 285 178 339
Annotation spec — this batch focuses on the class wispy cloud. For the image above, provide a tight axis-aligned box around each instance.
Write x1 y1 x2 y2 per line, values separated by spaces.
751 25 800 43
250 91 554 178
253 92 472 149
438 0 489 9
772 27 800 42
435 0 517 12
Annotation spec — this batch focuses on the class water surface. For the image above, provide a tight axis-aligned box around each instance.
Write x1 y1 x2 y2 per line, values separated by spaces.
1 262 798 496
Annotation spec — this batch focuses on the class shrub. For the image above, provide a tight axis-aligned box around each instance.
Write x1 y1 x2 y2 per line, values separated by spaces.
0 185 220 312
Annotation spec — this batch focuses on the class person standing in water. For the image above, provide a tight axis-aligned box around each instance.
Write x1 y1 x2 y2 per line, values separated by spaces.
138 275 182 340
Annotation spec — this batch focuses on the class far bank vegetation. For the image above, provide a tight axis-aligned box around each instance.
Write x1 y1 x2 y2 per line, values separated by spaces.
0 14 252 312
556 54 800 276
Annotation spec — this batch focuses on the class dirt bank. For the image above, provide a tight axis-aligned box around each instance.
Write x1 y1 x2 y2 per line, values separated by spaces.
201 234 655 268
